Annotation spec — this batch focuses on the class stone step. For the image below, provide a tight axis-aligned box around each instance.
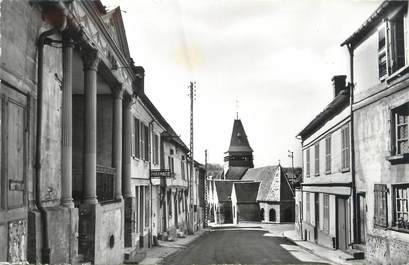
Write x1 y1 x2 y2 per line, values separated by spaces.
346 248 365 260
123 247 147 264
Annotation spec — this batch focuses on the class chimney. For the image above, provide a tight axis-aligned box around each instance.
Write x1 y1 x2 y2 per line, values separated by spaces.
132 66 145 96
332 75 347 97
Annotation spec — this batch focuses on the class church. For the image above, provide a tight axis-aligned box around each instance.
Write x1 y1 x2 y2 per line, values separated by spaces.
209 117 295 224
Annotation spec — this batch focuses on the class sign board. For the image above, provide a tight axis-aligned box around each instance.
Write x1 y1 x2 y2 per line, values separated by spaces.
150 169 173 178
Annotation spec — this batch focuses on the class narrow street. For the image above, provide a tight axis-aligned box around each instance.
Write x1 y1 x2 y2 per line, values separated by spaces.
162 227 330 265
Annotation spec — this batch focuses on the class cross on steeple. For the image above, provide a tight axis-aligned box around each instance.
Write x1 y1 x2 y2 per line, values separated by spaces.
236 99 239 120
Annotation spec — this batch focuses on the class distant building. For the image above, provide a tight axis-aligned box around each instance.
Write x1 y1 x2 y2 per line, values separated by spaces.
212 180 235 224
242 166 294 223
224 118 254 180
231 182 261 224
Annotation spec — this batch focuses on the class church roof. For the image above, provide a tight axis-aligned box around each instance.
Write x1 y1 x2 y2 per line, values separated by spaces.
241 166 281 201
225 167 249 180
227 119 253 153
214 180 235 202
233 182 260 203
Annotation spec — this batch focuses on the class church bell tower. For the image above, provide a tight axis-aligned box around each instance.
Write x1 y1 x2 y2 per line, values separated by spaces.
223 118 254 180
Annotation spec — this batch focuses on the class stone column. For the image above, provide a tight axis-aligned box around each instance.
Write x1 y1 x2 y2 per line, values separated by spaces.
122 92 133 198
61 36 74 208
82 48 100 205
113 85 124 201
122 92 136 247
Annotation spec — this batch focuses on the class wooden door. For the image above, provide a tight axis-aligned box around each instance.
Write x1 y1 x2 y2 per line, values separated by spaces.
337 197 348 250
0 84 28 262
315 194 319 241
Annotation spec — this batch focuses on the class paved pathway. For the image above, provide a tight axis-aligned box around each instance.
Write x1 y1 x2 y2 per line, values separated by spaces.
162 227 329 265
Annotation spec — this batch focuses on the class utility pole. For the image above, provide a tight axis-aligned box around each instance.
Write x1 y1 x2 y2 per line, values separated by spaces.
204 149 208 227
288 150 295 188
188 81 196 234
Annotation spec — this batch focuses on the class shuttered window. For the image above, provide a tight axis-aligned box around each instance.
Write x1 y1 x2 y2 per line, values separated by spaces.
181 161 185 180
306 192 311 223
396 112 409 155
378 25 387 79
144 125 149 161
153 134 159 164
314 143 320 176
389 13 406 74
374 184 388 227
325 136 331 174
393 184 409 230
131 118 136 157
306 149 310 178
341 125 350 171
135 118 140 158
378 10 406 80
140 123 145 160
323 194 330 232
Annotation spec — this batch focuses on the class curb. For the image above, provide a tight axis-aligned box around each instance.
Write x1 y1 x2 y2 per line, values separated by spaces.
282 231 341 265
153 230 210 265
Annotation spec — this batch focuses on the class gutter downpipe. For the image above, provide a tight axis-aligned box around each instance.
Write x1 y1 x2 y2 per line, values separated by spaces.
149 120 154 247
36 2 68 263
299 137 304 240
347 43 359 246
36 27 60 264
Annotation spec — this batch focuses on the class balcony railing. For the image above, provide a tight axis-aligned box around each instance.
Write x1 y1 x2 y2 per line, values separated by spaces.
97 165 115 203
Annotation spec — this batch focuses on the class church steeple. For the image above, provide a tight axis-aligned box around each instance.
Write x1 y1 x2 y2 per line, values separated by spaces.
224 118 254 180
227 119 253 153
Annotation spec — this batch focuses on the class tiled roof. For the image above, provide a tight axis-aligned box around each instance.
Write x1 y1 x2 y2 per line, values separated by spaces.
234 182 260 203
297 90 350 139
241 166 279 201
214 180 235 202
225 167 249 180
227 119 253 153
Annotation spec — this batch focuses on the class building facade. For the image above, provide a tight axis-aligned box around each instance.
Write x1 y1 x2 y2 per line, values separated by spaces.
231 182 260 224
342 1 409 263
242 166 295 223
160 128 190 239
297 76 355 252
0 1 203 264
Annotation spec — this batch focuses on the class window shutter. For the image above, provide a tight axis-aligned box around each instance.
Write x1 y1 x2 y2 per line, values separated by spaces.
148 127 153 161
135 119 140 159
404 13 409 66
387 19 393 75
389 109 396 155
131 118 135 156
140 123 144 160
374 184 388 227
145 125 149 161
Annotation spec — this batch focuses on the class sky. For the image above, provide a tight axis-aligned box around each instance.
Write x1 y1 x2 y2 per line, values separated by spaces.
103 0 381 167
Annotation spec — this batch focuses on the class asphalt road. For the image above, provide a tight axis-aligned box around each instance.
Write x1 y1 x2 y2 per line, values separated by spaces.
162 229 329 265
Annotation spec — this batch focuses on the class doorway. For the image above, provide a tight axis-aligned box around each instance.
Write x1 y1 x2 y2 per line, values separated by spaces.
269 209 276 222
0 84 28 262
337 197 349 250
357 194 366 244
315 194 320 241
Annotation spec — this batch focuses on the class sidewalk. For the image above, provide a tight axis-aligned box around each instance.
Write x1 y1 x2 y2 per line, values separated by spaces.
283 230 366 265
137 229 209 265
